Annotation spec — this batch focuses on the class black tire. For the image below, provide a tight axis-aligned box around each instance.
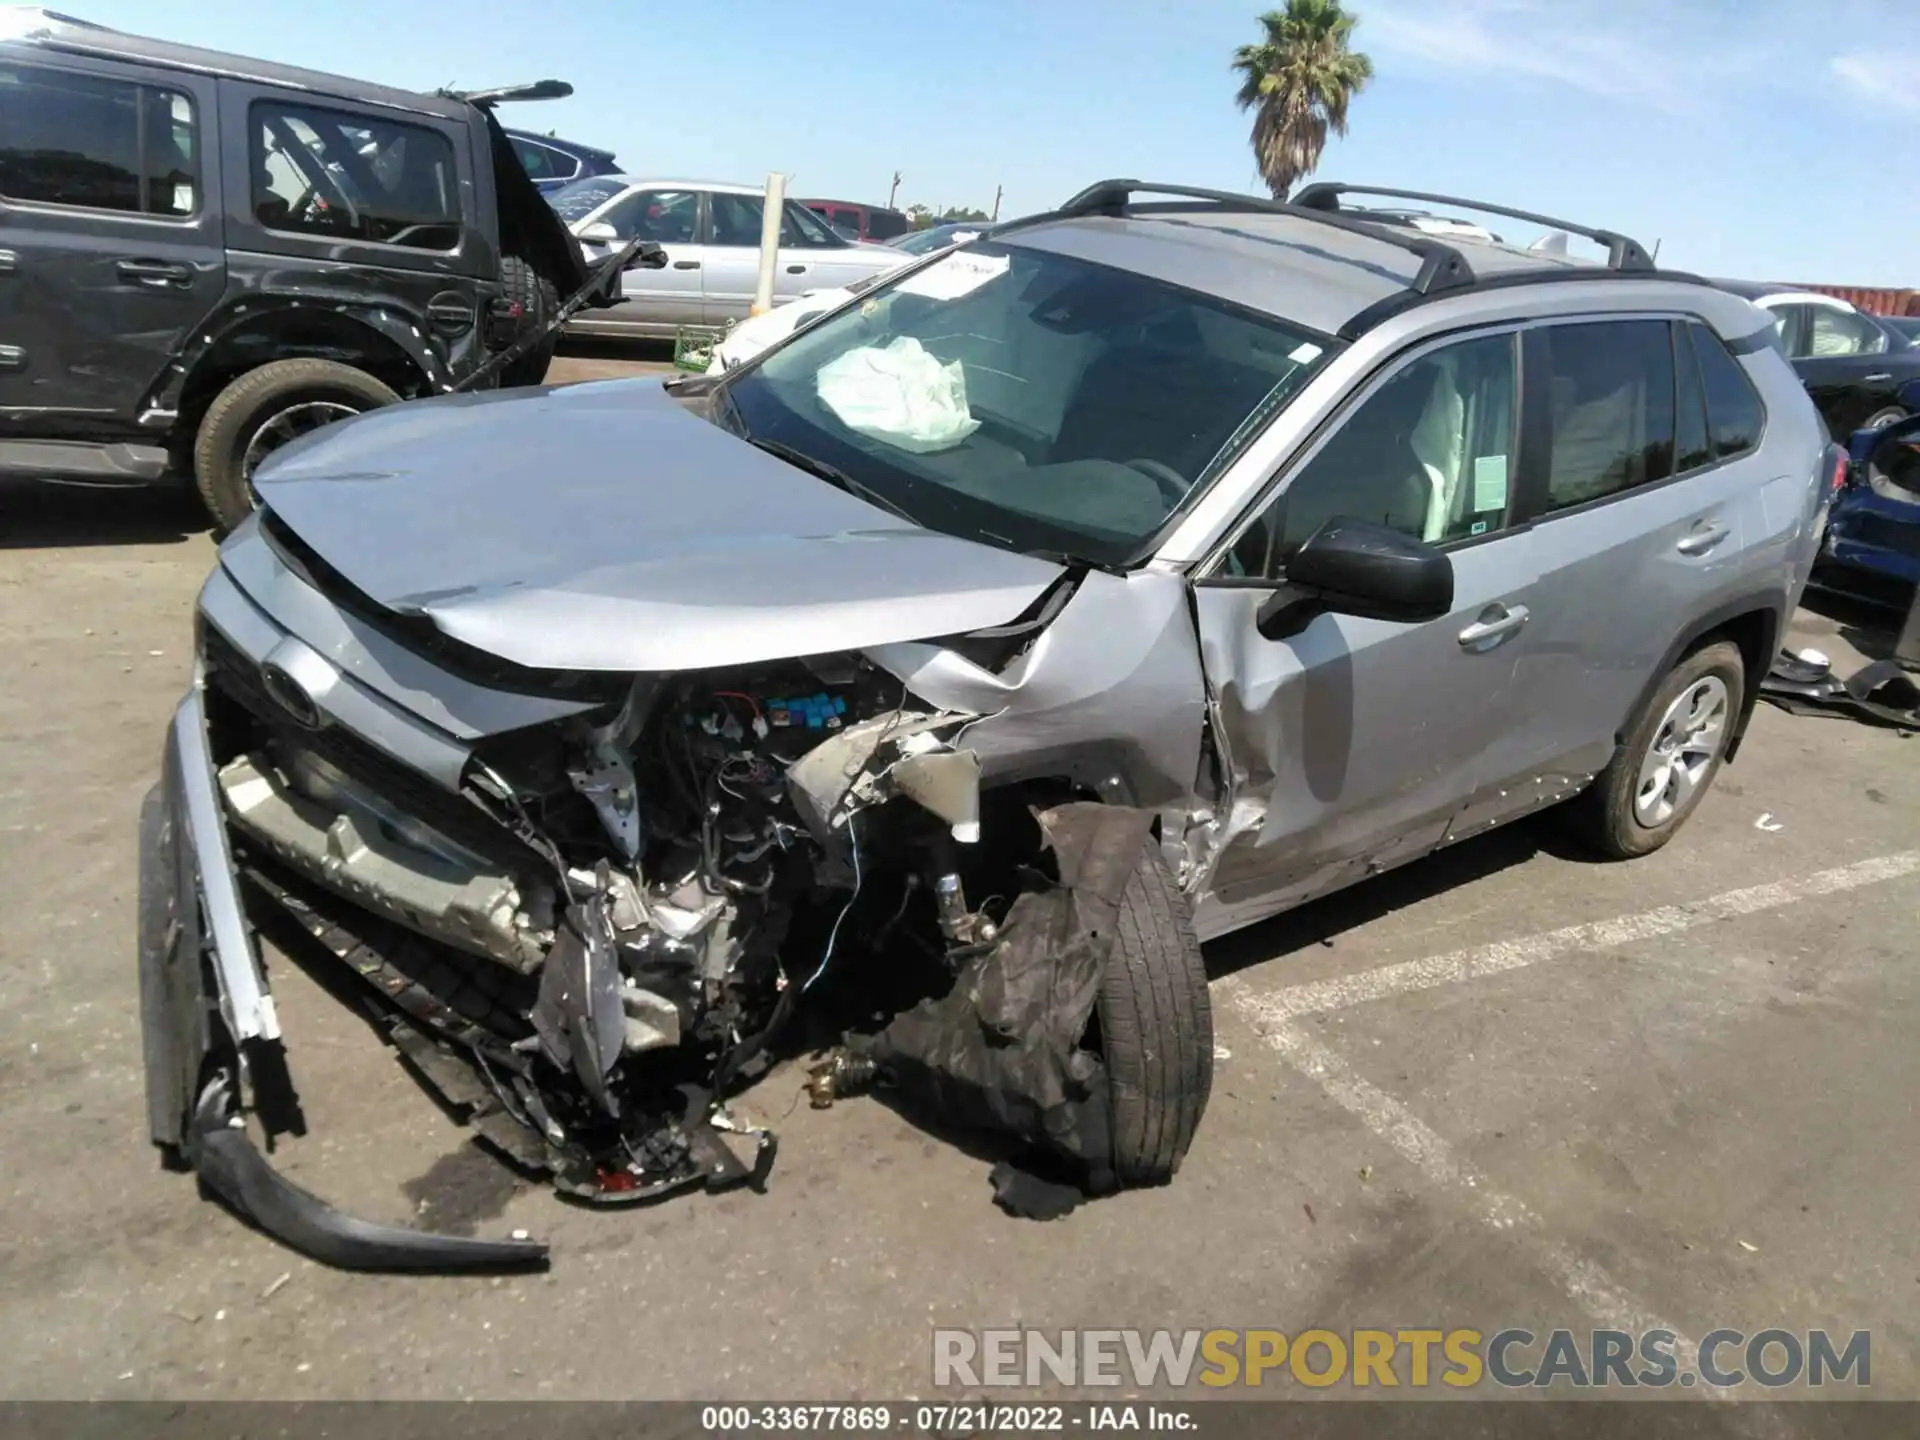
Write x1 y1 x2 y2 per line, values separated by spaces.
1098 840 1213 1186
1567 640 1745 860
193 359 398 533
1862 407 1907 432
498 254 558 388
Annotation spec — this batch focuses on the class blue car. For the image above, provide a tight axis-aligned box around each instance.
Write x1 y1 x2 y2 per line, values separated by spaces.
504 126 620 193
1821 404 1920 601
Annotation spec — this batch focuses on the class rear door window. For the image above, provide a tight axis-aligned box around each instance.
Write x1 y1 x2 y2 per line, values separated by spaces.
251 100 460 249
710 191 765 247
1673 322 1713 473
0 61 199 215
1687 321 1765 459
1537 319 1675 511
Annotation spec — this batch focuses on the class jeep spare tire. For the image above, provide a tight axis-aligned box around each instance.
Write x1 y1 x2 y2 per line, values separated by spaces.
193 359 399 534
498 254 559 388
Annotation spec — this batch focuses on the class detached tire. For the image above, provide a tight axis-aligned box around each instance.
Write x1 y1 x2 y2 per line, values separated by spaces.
1567 639 1745 859
498 254 558 388
1098 841 1213 1186
193 359 398 533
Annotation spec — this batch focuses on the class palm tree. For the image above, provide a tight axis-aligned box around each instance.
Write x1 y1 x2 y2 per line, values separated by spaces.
1233 0 1374 200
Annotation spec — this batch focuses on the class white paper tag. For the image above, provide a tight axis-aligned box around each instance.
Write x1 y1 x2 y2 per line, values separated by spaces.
1288 342 1324 364
1473 454 1509 512
895 251 1009 301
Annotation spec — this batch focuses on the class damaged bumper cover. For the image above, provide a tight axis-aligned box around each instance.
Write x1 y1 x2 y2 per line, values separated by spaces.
137 686 548 1270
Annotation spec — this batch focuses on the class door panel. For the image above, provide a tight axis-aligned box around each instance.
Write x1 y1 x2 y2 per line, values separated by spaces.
0 54 224 430
1192 533 1538 931
572 187 703 333
1189 325 1533 934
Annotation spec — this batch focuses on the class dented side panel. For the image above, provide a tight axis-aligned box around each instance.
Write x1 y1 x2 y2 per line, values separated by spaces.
866 567 1209 830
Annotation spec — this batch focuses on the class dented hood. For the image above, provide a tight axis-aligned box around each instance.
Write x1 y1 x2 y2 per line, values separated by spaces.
250 379 1065 673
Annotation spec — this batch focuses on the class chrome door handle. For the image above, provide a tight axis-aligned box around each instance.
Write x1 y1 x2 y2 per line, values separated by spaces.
1676 521 1731 556
115 258 193 288
1864 372 1892 383
1458 603 1529 650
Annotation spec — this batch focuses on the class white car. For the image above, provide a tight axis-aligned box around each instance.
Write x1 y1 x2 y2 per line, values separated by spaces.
551 177 906 339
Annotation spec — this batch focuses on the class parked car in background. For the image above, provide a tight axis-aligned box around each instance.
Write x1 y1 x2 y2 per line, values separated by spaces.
1718 282 1920 437
0 8 603 532
505 125 619 193
798 198 911 242
555 178 904 337
889 221 996 255
1818 410 1920 603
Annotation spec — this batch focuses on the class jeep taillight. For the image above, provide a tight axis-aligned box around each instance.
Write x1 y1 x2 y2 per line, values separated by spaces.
1829 446 1849 495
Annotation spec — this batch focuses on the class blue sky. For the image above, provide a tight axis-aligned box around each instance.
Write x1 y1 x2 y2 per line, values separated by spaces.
66 0 1920 285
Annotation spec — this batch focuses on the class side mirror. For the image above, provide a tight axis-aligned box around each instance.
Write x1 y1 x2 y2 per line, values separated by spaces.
577 221 618 245
1257 518 1454 640
627 241 669 270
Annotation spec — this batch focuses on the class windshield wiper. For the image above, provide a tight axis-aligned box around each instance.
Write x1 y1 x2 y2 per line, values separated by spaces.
745 437 920 525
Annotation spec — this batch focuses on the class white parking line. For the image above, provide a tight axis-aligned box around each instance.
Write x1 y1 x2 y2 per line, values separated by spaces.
1219 853 1918 1417
1240 852 1920 1025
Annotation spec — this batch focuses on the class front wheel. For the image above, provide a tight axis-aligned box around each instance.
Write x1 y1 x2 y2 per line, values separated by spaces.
1098 840 1214 1185
1568 640 1745 859
192 359 399 533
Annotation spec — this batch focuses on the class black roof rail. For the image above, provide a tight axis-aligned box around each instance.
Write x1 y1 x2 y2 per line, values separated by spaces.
1291 183 1655 273
1049 178 1477 297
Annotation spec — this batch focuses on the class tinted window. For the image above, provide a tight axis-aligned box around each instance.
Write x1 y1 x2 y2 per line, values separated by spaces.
711 191 766 247
1673 322 1713 473
251 101 459 249
601 188 697 243
729 244 1334 567
548 175 627 223
781 200 846 248
0 62 198 215
1223 332 1517 578
511 138 560 180
1688 322 1765 459
1807 307 1889 358
1540 320 1674 511
867 210 911 240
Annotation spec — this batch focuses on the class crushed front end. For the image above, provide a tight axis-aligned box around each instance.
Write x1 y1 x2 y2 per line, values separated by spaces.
137 518 1016 1266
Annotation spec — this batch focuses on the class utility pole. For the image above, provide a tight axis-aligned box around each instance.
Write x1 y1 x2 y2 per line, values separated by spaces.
991 185 1002 222
887 171 902 209
751 171 787 317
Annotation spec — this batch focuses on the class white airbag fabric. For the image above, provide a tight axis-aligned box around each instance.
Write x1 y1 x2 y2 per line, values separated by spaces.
816 337 981 453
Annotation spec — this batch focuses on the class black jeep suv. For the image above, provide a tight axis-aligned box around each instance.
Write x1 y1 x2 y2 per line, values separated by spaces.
0 10 620 530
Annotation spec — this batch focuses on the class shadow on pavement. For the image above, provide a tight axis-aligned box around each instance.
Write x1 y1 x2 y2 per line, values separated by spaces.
0 477 206 549
1203 815 1580 983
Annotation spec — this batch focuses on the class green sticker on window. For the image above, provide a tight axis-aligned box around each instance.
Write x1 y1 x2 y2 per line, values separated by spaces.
1471 520 1489 535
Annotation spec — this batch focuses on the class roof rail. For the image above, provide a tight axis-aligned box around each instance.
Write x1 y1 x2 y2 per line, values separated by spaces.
1291 183 1655 273
1051 178 1477 297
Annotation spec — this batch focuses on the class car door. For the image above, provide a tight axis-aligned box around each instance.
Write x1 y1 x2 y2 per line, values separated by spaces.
779 200 891 290
1796 308 1916 435
0 51 225 425
1189 326 1539 931
572 186 703 335
704 191 848 322
1489 317 1770 814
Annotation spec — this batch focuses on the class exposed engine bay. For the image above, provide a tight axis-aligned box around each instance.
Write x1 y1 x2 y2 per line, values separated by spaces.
209 648 1053 1211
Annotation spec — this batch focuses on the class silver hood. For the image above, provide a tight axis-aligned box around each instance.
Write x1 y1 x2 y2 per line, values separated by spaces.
250 379 1065 674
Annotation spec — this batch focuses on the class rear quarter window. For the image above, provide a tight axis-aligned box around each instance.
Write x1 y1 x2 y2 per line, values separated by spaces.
1688 321 1766 459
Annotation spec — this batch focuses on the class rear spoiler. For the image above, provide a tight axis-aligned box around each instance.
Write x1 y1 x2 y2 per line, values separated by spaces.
438 80 572 105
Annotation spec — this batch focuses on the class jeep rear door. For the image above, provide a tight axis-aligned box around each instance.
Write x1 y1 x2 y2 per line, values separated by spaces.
0 51 225 429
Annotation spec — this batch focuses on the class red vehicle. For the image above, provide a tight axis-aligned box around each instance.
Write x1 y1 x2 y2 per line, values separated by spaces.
798 198 911 242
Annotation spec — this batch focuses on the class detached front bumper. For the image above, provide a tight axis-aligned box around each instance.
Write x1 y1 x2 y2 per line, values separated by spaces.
137 686 548 1271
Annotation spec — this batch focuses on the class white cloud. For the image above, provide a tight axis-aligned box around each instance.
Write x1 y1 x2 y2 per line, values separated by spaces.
1830 51 1920 113
1359 0 1768 113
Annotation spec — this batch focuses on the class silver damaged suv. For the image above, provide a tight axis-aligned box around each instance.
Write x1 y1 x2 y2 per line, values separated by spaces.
138 181 1835 1267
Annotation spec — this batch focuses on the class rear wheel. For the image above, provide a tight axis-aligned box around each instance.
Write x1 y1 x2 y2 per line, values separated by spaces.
1862 406 1908 432
193 359 398 533
1568 640 1745 859
1097 839 1213 1185
498 255 558 388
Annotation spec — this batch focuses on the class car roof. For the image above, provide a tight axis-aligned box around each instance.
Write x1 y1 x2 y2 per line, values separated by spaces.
592 177 778 197
1001 207 1596 339
1711 279 1856 310
1 7 472 121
